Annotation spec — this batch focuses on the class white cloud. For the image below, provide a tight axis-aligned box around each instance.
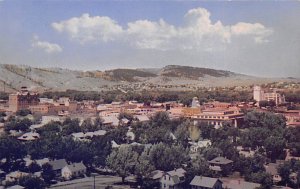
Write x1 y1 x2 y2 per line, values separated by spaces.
52 13 123 43
31 35 62 53
51 7 273 50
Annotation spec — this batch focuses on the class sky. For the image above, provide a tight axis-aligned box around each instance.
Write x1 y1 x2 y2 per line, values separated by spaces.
0 1 299 77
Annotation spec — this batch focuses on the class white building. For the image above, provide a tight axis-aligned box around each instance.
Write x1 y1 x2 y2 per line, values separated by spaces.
5 171 28 182
191 97 200 108
253 86 285 105
160 168 186 189
61 162 86 180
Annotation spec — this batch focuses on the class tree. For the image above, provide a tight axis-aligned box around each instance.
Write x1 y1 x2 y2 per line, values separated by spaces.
19 175 46 189
41 163 55 184
149 143 189 171
278 162 292 185
198 122 214 139
202 147 223 161
106 146 138 183
264 136 286 161
135 152 155 187
0 136 26 166
174 121 190 146
16 109 32 117
28 162 41 173
61 118 81 135
81 118 96 132
245 171 273 189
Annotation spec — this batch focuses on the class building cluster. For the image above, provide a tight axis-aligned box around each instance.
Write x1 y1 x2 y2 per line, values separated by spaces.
0 86 299 189
253 86 286 105
0 85 299 133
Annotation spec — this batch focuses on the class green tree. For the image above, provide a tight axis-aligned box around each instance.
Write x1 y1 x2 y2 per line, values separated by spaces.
28 162 41 173
149 143 189 171
202 147 223 161
16 109 32 116
264 136 286 161
41 163 55 184
135 152 155 187
245 171 273 189
278 162 292 185
19 175 46 189
106 146 139 183
174 121 190 146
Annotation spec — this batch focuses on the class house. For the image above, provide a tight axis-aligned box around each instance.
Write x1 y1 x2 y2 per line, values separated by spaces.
5 171 29 182
189 140 212 153
102 116 119 127
151 170 164 181
160 168 186 189
17 132 40 141
72 130 107 141
190 176 222 189
111 140 120 148
265 163 282 183
48 159 68 177
134 115 150 122
208 157 233 173
221 178 261 189
61 162 86 180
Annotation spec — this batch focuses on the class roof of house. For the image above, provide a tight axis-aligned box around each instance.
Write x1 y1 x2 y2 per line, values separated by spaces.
222 179 261 189
190 176 221 188
265 163 279 175
6 171 28 178
17 132 40 141
208 156 233 165
135 115 150 122
49 159 68 171
102 116 119 126
64 162 86 173
167 168 186 178
151 170 164 180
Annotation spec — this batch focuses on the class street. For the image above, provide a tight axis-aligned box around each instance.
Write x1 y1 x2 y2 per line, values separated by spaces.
50 175 131 189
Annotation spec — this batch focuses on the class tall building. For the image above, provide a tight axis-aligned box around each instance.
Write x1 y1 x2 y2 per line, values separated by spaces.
9 87 39 112
253 86 285 105
191 97 200 108
253 86 264 102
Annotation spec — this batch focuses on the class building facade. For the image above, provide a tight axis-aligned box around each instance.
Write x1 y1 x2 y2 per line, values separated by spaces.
8 87 39 112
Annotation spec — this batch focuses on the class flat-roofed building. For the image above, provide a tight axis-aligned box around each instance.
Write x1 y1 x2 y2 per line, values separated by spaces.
8 87 39 112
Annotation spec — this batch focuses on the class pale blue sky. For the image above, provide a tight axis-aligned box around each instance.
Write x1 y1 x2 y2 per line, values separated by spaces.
0 0 299 77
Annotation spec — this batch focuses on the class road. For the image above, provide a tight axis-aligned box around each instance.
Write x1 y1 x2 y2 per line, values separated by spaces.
49 175 131 189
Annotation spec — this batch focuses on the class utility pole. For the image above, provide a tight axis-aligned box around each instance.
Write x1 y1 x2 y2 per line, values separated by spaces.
91 173 97 189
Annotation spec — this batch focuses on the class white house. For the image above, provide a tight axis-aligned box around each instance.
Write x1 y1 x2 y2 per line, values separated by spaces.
5 171 28 182
189 140 212 153
160 168 186 189
61 162 87 180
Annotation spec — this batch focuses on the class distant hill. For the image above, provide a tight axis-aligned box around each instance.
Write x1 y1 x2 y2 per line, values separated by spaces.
0 64 297 92
160 65 235 79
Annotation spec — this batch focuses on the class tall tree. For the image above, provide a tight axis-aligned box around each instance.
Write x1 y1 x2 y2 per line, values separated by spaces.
106 146 138 183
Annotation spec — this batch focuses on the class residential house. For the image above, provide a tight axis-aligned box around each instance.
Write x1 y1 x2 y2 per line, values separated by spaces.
5 171 28 182
160 168 186 189
208 157 233 174
48 159 68 177
189 140 212 153
190 176 222 189
265 163 282 183
61 162 87 180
